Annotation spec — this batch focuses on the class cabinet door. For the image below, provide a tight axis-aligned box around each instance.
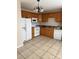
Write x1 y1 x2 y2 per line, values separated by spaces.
40 27 46 35
40 27 54 38
54 12 62 22
21 11 27 18
42 14 48 22
46 12 62 22
47 29 53 38
56 12 62 22
32 27 34 38
32 13 38 18
27 12 32 18
21 10 32 18
48 13 55 18
45 28 54 38
38 14 42 22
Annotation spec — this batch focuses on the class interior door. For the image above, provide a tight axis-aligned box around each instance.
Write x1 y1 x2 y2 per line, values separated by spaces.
18 18 26 42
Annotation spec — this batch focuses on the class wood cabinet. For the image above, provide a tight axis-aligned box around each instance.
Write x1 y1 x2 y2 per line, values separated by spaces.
40 27 46 35
48 13 55 18
21 10 39 18
55 12 62 22
31 13 38 18
40 27 54 38
32 27 34 38
21 10 32 18
41 12 62 22
42 14 48 22
47 12 62 22
38 13 42 22
21 10 62 22
21 10 42 22
46 28 54 38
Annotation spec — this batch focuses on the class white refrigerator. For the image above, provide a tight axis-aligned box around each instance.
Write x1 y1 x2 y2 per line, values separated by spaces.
18 18 32 42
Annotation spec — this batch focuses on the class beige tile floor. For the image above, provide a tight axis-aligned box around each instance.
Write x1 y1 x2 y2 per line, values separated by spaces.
17 36 62 59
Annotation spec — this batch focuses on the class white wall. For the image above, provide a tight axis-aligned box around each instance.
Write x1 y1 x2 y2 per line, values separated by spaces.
17 0 23 48
17 0 21 18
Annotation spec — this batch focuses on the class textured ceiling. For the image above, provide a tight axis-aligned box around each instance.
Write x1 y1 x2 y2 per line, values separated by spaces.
21 0 62 12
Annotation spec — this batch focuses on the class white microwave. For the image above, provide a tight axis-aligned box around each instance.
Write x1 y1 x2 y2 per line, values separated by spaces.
32 18 37 23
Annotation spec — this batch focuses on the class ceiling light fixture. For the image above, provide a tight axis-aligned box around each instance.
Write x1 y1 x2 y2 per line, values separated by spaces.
34 0 44 13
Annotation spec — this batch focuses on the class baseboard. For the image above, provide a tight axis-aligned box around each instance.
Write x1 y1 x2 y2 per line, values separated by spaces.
17 44 23 48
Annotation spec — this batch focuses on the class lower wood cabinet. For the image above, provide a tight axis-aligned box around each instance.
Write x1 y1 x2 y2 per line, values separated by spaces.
40 27 54 38
32 27 34 38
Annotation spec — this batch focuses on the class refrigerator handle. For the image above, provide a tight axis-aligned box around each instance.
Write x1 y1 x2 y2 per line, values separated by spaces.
22 24 26 31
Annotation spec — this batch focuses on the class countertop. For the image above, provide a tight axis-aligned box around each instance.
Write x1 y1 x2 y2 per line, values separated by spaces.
32 21 62 30
39 25 62 30
32 24 62 30
39 22 59 26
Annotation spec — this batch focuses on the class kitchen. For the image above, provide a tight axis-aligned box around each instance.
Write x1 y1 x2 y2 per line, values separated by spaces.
17 0 62 59
21 10 62 40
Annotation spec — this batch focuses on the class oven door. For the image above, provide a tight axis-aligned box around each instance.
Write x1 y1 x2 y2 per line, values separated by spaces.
34 27 40 36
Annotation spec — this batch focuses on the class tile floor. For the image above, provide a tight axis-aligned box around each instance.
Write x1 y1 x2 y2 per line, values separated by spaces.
17 36 62 59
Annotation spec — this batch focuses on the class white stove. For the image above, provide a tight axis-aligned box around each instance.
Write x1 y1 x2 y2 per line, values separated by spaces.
34 26 40 36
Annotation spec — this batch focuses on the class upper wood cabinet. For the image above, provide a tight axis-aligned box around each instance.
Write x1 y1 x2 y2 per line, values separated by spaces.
47 12 62 22
42 14 48 22
37 13 42 22
55 12 62 22
31 13 38 18
41 11 62 22
21 10 39 18
48 13 55 18
21 10 32 18
21 10 62 22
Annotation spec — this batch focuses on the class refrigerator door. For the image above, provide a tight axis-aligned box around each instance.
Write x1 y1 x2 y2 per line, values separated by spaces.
26 18 32 41
18 18 32 42
18 18 26 42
